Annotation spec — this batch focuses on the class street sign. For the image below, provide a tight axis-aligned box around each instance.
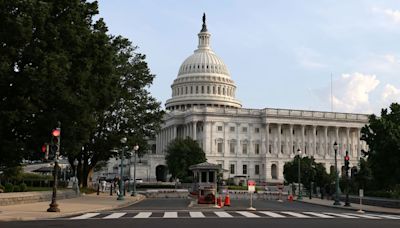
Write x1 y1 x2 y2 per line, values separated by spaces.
359 189 364 197
248 180 256 193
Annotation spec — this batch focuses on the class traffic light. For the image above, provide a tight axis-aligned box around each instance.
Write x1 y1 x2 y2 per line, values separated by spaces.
50 128 61 157
42 143 49 160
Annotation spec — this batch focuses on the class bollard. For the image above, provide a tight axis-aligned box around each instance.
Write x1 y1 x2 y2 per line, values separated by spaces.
110 183 113 196
97 183 100 195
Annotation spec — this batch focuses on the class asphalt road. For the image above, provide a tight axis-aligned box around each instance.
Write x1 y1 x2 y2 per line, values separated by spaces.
2 198 399 228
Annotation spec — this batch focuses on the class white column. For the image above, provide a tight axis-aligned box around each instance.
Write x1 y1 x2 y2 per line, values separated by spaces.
278 124 282 154
236 123 240 155
173 126 177 139
324 126 328 157
210 122 214 154
346 127 350 155
301 125 305 155
193 122 197 140
289 124 293 155
313 125 317 156
357 128 361 158
266 123 270 154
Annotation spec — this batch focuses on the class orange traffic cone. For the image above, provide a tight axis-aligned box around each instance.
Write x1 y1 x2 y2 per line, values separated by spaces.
224 194 231 206
217 196 223 207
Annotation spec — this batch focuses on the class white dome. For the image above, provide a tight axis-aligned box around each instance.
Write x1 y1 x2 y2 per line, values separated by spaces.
165 15 241 111
178 50 230 77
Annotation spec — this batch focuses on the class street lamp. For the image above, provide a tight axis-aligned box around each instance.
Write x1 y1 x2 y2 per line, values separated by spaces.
131 144 139 197
333 141 341 205
297 148 302 200
73 159 79 196
117 137 127 201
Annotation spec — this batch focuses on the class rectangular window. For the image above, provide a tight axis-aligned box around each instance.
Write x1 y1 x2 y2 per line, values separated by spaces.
242 127 247 132
209 171 214 183
255 128 260 133
255 143 260 154
255 165 260 175
281 144 284 153
230 164 235 174
230 126 235 132
217 142 223 153
269 128 271 134
243 144 247 154
243 165 247 175
217 126 223 131
230 143 235 154
269 144 272 153
201 171 207 182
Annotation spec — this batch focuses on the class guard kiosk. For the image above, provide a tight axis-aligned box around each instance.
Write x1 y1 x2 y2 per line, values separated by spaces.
189 162 221 204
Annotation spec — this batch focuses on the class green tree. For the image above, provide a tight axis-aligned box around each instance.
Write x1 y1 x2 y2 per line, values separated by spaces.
0 0 163 187
165 138 206 181
361 103 400 190
284 156 331 192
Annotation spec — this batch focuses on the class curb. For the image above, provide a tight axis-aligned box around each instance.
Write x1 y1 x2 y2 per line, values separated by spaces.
298 199 400 215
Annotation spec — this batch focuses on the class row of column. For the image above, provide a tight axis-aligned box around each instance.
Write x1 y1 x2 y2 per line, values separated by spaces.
263 123 362 158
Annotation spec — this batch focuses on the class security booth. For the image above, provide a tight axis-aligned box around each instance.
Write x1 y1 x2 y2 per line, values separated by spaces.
189 162 222 204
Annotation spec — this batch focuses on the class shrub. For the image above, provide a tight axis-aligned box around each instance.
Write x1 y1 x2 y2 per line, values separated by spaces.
19 183 27 192
13 185 20 192
4 183 14 192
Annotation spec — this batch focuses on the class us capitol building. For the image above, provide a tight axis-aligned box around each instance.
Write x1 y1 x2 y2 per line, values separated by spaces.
120 15 368 183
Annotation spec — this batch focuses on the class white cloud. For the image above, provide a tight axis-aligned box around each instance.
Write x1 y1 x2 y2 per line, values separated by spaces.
382 84 400 103
383 8 400 24
330 72 380 113
372 7 400 24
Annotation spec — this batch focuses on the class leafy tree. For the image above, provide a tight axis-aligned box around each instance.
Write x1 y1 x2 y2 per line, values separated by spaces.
284 155 331 192
352 158 373 190
165 138 206 181
0 0 163 187
361 103 400 190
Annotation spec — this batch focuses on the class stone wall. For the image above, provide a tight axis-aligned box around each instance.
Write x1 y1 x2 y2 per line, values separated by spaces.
0 190 77 206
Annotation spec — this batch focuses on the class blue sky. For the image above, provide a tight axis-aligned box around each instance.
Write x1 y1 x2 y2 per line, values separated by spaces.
97 0 400 114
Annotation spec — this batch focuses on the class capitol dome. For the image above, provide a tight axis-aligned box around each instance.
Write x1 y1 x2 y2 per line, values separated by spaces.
165 14 242 110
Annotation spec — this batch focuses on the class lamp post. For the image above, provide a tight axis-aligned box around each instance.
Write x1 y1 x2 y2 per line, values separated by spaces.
73 159 79 195
117 137 127 201
131 144 139 197
333 141 341 205
297 148 302 200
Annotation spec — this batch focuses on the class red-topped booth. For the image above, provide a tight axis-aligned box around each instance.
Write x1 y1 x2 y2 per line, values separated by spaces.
189 162 222 204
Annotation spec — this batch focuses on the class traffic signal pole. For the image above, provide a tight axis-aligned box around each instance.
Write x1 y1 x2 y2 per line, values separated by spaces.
344 151 351 207
48 122 61 212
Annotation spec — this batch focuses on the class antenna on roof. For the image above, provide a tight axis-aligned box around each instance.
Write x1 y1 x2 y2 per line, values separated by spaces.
331 73 333 112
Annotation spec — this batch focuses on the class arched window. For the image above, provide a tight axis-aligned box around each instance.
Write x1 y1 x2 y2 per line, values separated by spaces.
271 164 278 179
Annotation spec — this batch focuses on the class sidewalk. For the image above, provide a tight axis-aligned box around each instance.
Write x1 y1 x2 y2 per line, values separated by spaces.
0 192 145 221
300 197 400 215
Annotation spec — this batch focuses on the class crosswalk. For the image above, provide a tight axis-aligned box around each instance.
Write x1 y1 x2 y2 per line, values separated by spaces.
66 211 400 220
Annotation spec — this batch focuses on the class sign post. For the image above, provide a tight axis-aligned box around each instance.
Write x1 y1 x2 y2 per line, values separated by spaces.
357 189 364 213
247 180 256 210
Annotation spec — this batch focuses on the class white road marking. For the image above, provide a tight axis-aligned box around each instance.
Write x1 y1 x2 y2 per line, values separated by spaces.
133 212 152 218
366 214 400 219
103 213 126 219
345 213 382 219
303 212 334 218
70 213 100 219
214 211 233 218
189 212 205 218
280 211 311 218
236 211 260 218
259 211 286 218
163 212 178 218
323 212 359 218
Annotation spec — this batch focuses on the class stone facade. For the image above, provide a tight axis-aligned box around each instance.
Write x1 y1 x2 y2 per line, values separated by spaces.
107 16 369 183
